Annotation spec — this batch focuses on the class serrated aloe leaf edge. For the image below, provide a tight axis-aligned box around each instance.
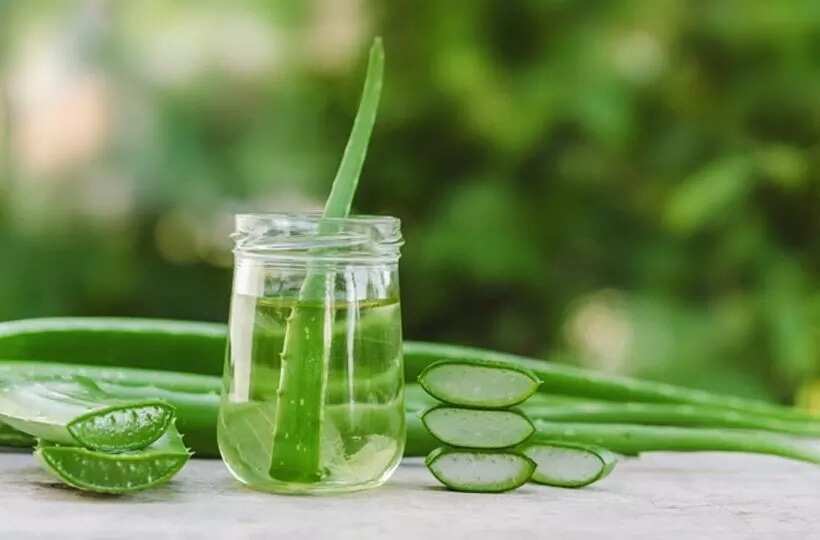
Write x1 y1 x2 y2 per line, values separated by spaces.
36 424 190 494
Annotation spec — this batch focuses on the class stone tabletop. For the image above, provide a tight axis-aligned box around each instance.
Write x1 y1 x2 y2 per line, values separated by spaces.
1 450 818 539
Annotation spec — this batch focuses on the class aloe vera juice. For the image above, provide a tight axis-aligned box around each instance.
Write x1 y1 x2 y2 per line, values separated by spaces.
218 294 404 493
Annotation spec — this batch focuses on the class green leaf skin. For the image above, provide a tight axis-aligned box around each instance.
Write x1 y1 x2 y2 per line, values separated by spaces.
418 360 541 408
422 406 535 449
0 378 174 452
268 38 385 483
425 447 535 493
36 424 190 494
0 318 226 376
405 414 438 458
532 421 820 466
520 441 617 488
524 402 820 437
0 360 223 394
0 421 35 447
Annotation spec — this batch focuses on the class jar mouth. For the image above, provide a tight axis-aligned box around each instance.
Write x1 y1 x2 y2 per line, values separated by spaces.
232 212 402 263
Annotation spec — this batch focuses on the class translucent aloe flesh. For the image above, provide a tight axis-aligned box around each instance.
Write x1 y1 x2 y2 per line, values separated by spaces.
418 360 541 408
520 441 617 488
425 447 536 493
268 38 385 482
422 407 534 449
36 424 190 494
0 378 174 452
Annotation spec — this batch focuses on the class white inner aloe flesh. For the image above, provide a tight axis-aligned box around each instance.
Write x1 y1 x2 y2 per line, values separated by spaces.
423 365 535 406
430 452 531 488
425 408 532 448
524 446 602 484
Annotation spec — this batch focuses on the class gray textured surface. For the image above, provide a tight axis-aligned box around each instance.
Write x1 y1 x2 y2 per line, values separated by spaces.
1 450 818 539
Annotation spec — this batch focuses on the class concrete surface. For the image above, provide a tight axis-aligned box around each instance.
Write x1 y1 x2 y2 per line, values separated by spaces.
1 450 818 539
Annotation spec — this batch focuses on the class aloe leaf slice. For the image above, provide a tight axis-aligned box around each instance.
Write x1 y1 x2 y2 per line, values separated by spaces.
36 423 190 494
520 441 617 488
418 360 541 408
422 406 535 449
425 447 535 493
0 377 174 452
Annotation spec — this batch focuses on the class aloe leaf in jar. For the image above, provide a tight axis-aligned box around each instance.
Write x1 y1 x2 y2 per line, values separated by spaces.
218 213 404 494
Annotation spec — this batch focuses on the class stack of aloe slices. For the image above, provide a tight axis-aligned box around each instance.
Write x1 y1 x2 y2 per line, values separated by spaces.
418 360 617 492
0 376 189 494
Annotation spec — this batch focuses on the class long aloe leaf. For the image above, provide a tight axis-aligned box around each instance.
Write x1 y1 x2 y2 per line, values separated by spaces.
405 341 820 423
36 423 190 494
0 377 174 452
524 402 820 437
532 421 820 465
0 317 226 376
269 38 384 482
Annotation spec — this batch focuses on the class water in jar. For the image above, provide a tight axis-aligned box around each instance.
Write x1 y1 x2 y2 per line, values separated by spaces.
218 293 404 493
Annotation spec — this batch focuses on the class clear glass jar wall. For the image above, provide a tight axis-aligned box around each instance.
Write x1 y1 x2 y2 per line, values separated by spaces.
218 213 404 494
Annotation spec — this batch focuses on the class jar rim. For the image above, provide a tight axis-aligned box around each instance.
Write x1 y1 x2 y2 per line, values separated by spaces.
235 212 400 229
232 212 402 264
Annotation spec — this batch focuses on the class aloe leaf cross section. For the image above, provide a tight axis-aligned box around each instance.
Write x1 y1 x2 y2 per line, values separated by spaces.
422 406 535 449
267 38 385 482
418 359 541 408
0 377 174 452
425 447 536 493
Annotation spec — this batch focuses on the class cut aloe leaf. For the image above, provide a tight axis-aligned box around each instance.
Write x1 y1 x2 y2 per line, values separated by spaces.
422 406 534 449
0 377 174 452
425 447 535 493
520 441 617 488
36 423 190 494
418 360 541 408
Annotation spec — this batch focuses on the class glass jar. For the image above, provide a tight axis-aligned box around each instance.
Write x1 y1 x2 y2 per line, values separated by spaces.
218 213 404 494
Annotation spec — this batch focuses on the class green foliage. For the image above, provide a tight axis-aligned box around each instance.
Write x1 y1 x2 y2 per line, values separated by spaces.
1 1 819 402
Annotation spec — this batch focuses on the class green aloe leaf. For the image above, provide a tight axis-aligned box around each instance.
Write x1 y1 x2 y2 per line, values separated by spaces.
36 423 190 494
0 377 174 452
269 37 385 482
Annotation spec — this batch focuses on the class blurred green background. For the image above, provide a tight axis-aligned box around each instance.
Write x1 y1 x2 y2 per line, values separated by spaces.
1 1 819 406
